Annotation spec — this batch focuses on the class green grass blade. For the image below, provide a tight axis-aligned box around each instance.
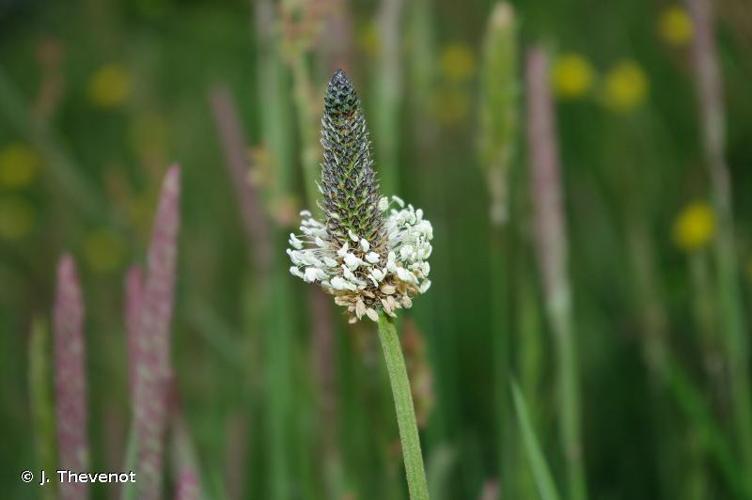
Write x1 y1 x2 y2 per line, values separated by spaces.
511 381 561 500
29 317 56 500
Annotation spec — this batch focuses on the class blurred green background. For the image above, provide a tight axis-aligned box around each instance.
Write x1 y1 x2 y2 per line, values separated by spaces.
2 0 752 498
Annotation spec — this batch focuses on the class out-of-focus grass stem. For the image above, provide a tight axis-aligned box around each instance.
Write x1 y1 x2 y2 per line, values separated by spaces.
171 415 203 500
374 0 404 194
624 218 687 498
512 382 561 500
280 2 345 494
255 0 295 203
279 0 321 209
479 4 518 494
208 85 273 271
29 318 56 500
667 356 750 497
525 47 588 500
210 77 292 499
688 252 723 389
254 1 303 494
687 0 752 476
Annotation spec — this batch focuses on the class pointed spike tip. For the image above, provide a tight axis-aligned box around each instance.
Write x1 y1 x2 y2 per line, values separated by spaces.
57 253 76 282
325 70 359 116
329 69 352 88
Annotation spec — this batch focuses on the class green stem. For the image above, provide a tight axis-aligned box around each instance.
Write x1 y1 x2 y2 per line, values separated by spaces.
687 0 752 476
549 291 588 500
377 313 429 500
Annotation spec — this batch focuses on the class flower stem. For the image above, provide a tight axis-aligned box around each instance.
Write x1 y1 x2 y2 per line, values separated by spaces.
377 313 430 500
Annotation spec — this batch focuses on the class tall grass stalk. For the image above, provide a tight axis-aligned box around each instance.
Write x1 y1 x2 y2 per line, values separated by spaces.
480 3 518 229
406 0 461 456
131 165 181 500
53 254 89 500
278 11 346 495
124 265 143 402
624 219 685 498
667 356 749 497
479 3 518 494
208 84 277 498
516 259 545 500
407 0 436 130
254 4 303 489
254 0 295 204
171 416 203 500
29 318 56 500
377 313 430 500
208 85 273 270
374 0 404 194
686 0 752 476
525 47 588 500
688 252 722 389
512 382 561 500
281 0 322 209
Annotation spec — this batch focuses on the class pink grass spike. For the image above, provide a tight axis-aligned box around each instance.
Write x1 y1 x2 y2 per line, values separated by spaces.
53 254 89 500
172 415 202 500
124 265 144 401
133 165 181 500
174 470 199 500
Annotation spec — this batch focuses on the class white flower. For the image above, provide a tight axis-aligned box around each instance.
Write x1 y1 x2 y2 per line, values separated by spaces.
287 198 434 322
289 233 303 250
344 253 363 270
366 252 381 264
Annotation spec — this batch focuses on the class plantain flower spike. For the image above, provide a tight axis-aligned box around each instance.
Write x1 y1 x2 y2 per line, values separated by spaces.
288 70 433 322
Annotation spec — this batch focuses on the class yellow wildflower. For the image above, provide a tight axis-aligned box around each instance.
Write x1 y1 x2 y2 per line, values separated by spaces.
83 229 126 273
0 196 35 239
673 201 715 251
602 60 649 112
658 6 693 46
552 53 595 99
0 143 41 189
440 43 476 83
88 64 132 108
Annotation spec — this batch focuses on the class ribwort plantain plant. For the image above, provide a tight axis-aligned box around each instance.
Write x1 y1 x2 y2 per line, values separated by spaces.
288 70 433 323
288 70 432 500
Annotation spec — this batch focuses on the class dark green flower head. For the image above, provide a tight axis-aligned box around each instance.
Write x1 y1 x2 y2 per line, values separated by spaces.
320 70 385 251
